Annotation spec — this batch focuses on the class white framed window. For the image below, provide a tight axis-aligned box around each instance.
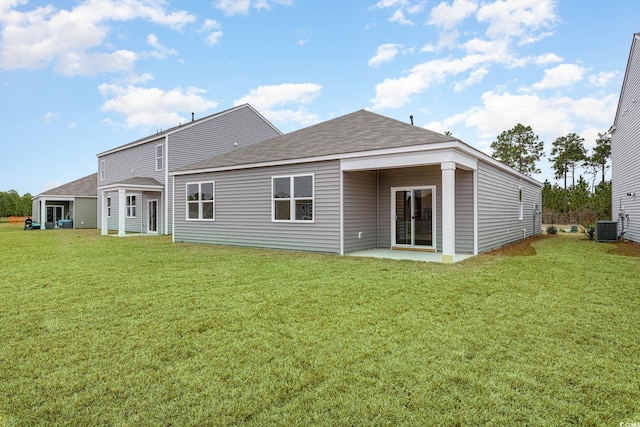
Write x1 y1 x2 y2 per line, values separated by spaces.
272 174 314 222
126 195 136 218
107 197 111 218
156 144 163 171
100 159 106 181
186 182 215 220
518 186 524 220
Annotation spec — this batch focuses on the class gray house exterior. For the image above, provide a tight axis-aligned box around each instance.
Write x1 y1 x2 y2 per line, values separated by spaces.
610 33 640 243
31 173 97 229
171 110 542 262
96 104 282 236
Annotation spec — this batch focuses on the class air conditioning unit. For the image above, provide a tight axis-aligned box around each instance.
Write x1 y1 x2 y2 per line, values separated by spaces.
596 221 618 242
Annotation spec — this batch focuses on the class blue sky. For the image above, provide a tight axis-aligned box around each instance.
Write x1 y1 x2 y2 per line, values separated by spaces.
0 0 637 196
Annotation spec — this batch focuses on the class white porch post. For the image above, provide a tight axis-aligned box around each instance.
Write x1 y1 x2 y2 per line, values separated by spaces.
118 188 126 237
40 198 46 230
101 190 108 235
441 162 456 263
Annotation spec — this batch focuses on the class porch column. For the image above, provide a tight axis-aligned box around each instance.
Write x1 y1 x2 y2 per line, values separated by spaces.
118 188 126 237
441 162 456 263
101 190 108 235
40 198 46 230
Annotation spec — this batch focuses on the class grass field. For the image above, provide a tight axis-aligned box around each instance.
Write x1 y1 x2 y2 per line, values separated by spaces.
1 224 639 426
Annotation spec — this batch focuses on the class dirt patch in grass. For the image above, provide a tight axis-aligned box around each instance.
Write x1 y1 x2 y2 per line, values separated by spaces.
485 234 553 257
607 239 640 257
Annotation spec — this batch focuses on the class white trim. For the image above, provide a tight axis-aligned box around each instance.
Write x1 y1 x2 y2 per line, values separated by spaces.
98 183 163 192
125 194 138 218
165 135 169 235
171 175 175 243
390 186 437 250
473 169 478 255
271 174 315 223
100 159 106 181
339 169 344 255
518 186 524 221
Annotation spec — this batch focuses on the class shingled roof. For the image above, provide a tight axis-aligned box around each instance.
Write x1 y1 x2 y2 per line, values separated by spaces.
36 173 97 197
174 109 457 172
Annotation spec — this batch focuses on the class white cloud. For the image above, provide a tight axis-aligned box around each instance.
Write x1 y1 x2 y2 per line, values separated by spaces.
0 1 196 75
374 0 425 25
44 111 60 123
429 0 478 31
234 83 322 126
423 90 617 157
535 53 563 65
369 43 402 67
213 0 293 16
454 67 488 92
588 71 617 87
532 63 586 90
476 0 558 42
389 9 413 25
146 34 177 60
201 19 223 46
371 55 486 109
99 84 218 129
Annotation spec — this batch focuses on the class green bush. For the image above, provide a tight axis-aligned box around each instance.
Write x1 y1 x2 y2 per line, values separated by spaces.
584 223 596 240
546 225 557 234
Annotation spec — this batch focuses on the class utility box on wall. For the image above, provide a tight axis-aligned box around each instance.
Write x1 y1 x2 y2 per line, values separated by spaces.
596 221 618 242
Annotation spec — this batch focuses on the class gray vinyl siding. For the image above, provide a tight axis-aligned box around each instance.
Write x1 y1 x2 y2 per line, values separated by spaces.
168 107 281 171
99 137 165 187
378 166 443 252
455 169 474 254
173 161 340 253
343 170 378 252
166 107 281 235
611 36 640 243
477 161 541 253
75 197 97 228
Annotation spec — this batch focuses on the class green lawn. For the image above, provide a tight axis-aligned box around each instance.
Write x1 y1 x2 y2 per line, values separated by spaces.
1 224 639 426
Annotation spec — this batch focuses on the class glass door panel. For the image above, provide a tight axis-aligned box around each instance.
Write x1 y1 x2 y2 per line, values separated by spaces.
395 190 411 245
414 189 432 246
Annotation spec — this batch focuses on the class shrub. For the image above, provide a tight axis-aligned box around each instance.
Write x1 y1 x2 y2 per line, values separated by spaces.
546 225 558 235
584 223 596 241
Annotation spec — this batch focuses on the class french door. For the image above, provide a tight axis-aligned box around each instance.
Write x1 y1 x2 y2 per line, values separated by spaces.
392 187 435 249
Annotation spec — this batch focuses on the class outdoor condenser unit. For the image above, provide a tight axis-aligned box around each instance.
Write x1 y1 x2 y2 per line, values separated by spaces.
596 220 618 242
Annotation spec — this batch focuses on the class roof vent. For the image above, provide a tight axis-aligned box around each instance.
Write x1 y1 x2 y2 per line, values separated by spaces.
192 112 195 122
410 115 414 125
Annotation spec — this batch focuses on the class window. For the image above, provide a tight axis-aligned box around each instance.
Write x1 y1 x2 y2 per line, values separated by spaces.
186 182 215 220
100 159 106 181
518 186 524 220
107 197 111 217
156 144 163 171
126 195 136 218
272 175 314 222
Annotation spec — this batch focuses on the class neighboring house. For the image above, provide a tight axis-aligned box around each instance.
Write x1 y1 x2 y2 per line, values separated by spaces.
610 32 640 243
31 173 97 229
171 110 543 262
96 104 282 236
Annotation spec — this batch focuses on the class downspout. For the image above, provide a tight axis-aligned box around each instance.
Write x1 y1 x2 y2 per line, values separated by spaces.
376 169 380 248
164 134 169 235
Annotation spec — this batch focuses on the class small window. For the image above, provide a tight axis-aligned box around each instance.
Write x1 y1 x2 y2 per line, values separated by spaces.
126 195 136 218
518 186 524 220
100 159 106 181
272 174 314 222
107 197 111 218
156 144 163 171
186 182 215 220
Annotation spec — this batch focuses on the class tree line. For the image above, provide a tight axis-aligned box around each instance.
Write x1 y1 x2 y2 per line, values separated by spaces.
489 124 611 226
0 190 32 217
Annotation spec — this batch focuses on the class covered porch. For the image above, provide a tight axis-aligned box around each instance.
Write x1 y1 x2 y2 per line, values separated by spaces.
340 147 479 263
99 177 164 237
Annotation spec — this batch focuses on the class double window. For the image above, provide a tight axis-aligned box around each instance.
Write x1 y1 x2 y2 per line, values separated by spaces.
107 197 111 217
187 182 215 220
156 144 163 171
126 195 136 218
272 175 314 222
100 159 106 181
